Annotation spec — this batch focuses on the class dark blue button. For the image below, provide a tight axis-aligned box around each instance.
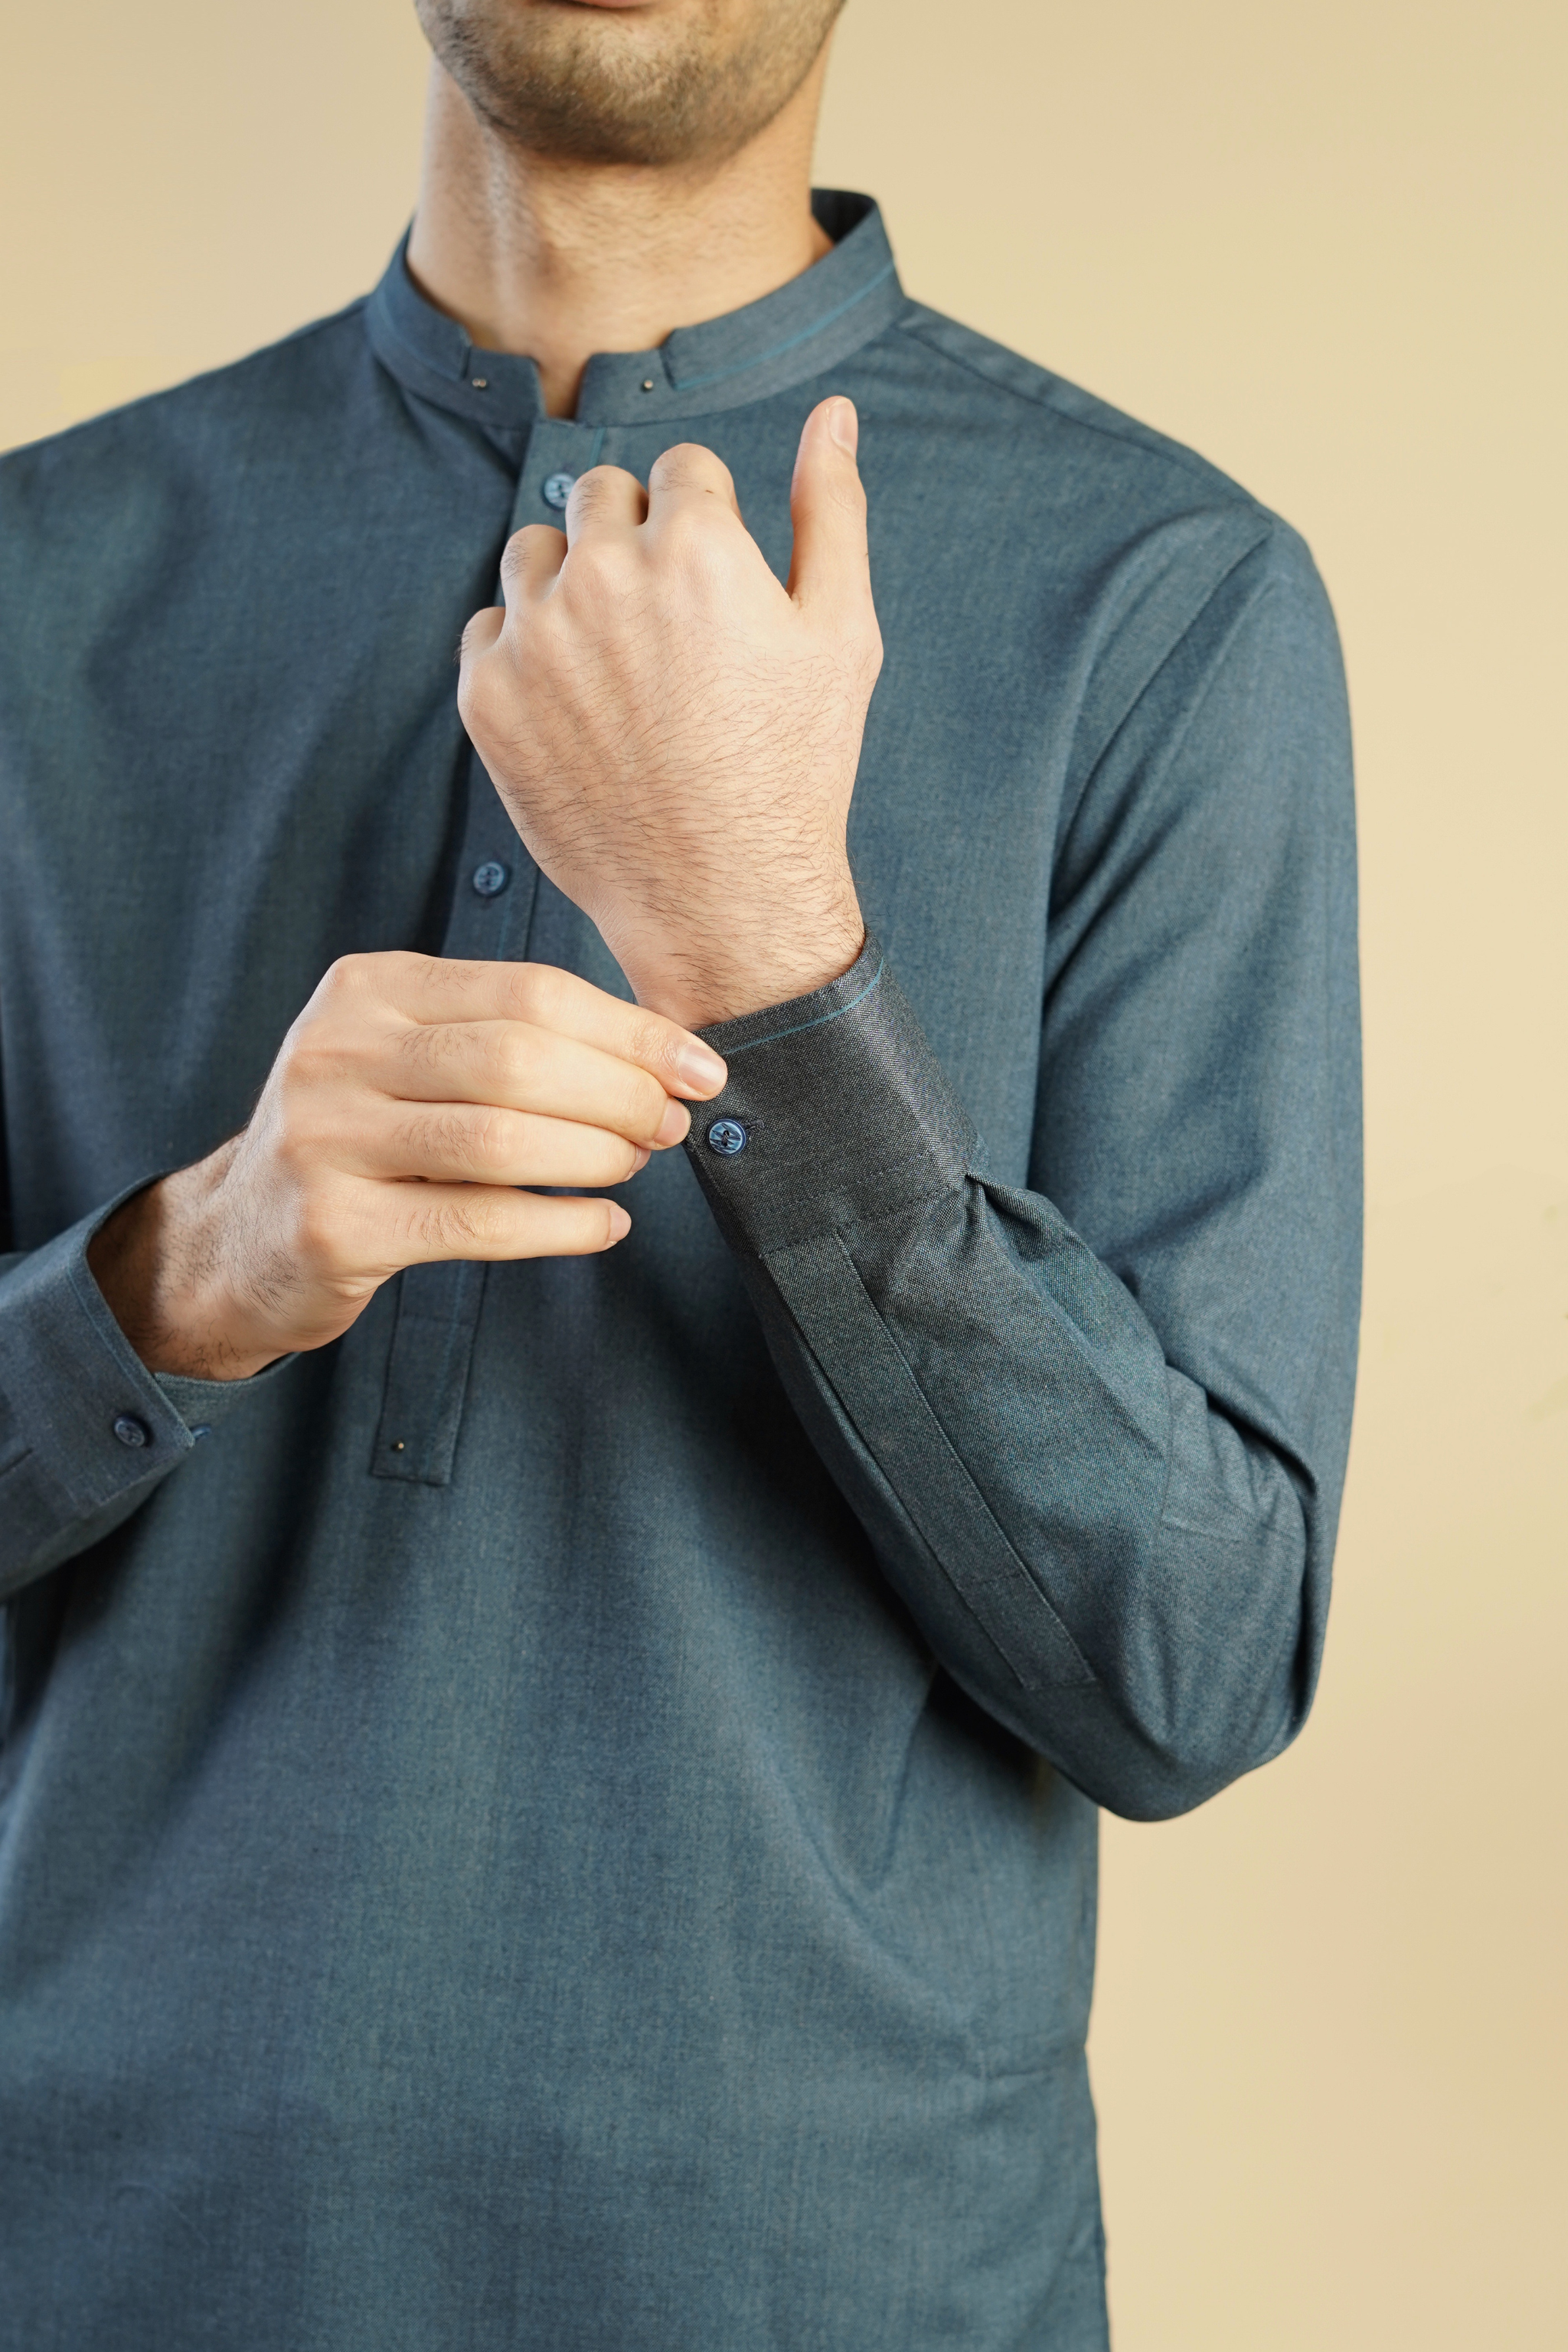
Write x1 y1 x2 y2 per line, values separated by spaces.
112 1413 150 1449
707 1119 748 1157
542 472 575 510
471 859 511 898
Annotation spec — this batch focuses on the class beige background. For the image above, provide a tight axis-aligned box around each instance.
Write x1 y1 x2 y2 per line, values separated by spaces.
3 1 1564 2342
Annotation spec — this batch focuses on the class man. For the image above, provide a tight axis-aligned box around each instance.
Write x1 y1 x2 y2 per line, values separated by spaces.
0 0 1360 2343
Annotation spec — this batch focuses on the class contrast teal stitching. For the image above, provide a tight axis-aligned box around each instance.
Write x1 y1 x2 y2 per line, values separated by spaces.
721 956 886 1057
670 263 897 394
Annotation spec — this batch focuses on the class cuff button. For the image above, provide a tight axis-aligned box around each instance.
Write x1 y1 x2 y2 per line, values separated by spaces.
112 1413 151 1449
706 1119 748 1157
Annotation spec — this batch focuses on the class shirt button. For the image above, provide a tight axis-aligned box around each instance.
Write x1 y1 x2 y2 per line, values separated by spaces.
707 1119 748 1156
541 472 575 509
113 1413 151 1449
471 859 511 898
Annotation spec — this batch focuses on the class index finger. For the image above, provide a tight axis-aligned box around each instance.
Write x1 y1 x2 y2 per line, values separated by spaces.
371 952 728 1099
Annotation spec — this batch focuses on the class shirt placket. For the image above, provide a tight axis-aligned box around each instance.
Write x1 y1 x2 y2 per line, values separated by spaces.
371 416 607 1488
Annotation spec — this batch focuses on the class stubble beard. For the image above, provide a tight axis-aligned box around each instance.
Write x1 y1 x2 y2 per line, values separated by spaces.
415 0 847 170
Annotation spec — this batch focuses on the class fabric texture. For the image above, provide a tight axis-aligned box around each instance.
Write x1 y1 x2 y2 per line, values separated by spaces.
0 192 1360 2349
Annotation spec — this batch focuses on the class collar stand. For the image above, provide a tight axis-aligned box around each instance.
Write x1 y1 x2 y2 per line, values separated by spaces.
364 192 903 434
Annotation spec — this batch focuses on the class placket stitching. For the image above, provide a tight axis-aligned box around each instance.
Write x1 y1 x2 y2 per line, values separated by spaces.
371 421 598 1486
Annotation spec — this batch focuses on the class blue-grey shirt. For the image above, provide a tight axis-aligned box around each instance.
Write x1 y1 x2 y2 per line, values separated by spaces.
0 194 1360 2350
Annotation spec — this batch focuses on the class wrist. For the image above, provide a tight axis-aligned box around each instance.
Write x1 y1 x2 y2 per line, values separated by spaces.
88 1150 280 1383
623 890 867 1031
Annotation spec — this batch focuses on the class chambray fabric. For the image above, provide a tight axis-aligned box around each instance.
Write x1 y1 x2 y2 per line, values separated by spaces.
0 193 1360 2349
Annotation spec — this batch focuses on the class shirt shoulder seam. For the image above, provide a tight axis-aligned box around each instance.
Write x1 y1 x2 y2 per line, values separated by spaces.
0 299 374 472
893 302 1272 511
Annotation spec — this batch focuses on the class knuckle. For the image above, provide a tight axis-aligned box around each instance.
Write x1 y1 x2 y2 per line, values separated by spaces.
316 952 364 1004
416 1106 464 1163
632 1015 686 1086
413 1194 459 1251
381 949 429 987
600 1126 642 1178
460 1191 510 1251
511 961 562 1027
275 1044 324 1105
466 1107 518 1175
413 1191 489 1255
387 1106 436 1165
394 1018 443 1076
564 466 643 537
325 947 420 1005
497 529 533 586
622 1069 665 1135
652 442 726 488
456 662 503 737
596 461 639 490
275 1022 342 1102
408 1106 488 1174
492 1025 541 1093
456 613 498 675
567 463 619 507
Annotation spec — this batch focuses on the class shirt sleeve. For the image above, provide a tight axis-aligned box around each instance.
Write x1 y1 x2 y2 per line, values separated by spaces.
683 523 1361 1822
0 1187 287 1599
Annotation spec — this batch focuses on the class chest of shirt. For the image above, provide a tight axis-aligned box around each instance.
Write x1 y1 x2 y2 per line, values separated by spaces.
1 411 1099 1246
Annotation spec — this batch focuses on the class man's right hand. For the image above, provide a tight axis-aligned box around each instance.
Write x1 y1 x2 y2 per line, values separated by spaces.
87 951 728 1382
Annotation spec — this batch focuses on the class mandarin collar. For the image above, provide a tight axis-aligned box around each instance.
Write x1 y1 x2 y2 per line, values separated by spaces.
364 190 902 432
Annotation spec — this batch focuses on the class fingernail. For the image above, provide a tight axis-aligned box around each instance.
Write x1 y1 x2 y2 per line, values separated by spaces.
655 1100 690 1148
828 398 858 455
605 1204 632 1246
631 1145 652 1174
675 1043 728 1096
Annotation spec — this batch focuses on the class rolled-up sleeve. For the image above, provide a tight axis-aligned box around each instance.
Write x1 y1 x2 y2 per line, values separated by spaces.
684 523 1361 1821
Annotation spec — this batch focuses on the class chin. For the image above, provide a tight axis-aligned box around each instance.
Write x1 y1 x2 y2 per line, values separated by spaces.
420 0 841 170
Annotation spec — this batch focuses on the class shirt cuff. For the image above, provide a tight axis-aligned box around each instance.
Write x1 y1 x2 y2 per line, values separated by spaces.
0 1184 290 1593
682 935 973 1253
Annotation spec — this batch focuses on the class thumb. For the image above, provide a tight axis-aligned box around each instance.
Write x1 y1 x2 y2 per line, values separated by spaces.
786 397 870 612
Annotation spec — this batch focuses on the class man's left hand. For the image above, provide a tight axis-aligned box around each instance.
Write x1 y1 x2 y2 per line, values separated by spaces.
458 396 881 1031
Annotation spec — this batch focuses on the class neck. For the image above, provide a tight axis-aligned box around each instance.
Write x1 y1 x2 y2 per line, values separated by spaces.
406 56 833 419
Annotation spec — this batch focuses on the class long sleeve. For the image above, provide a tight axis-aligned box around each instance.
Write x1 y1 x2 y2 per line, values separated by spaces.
684 523 1361 1821
0 1191 279 1599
